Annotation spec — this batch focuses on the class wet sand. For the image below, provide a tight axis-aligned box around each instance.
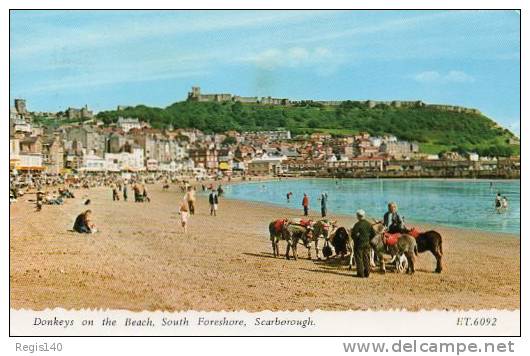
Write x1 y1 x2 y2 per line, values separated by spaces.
10 184 520 311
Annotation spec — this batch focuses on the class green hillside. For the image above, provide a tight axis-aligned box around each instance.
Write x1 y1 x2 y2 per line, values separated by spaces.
96 101 519 156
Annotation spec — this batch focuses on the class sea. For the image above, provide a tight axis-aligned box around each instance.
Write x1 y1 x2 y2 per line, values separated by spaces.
222 178 520 235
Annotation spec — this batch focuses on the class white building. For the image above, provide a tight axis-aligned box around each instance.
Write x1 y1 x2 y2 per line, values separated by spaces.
105 147 145 171
146 158 159 171
80 153 106 172
12 118 32 133
369 136 383 147
18 153 43 169
467 152 479 161
117 117 141 132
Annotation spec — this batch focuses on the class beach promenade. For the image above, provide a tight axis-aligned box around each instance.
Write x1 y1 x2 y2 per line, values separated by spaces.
10 184 520 311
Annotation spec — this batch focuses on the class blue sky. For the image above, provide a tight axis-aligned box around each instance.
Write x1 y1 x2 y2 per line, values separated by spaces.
10 10 520 134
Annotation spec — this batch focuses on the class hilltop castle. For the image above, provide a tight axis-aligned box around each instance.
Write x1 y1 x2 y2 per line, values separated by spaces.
187 86 481 115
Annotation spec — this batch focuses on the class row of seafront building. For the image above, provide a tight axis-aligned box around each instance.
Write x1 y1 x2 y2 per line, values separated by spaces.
9 99 520 179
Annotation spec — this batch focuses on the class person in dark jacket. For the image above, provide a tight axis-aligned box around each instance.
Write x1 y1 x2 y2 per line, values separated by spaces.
209 189 219 216
123 184 128 201
351 209 375 278
383 202 406 233
320 192 328 217
73 210 94 233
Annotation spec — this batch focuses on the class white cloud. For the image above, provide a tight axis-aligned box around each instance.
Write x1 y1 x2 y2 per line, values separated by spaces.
241 46 333 70
413 70 475 84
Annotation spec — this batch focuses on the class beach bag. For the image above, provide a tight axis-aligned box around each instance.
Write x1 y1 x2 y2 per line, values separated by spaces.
322 240 333 258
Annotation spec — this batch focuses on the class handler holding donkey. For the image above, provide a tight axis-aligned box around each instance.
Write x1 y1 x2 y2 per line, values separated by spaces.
351 209 375 278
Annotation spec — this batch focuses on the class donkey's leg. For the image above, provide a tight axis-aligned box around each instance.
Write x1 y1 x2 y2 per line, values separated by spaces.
292 240 298 260
433 249 443 273
348 240 354 269
378 252 386 273
285 242 291 260
406 252 415 274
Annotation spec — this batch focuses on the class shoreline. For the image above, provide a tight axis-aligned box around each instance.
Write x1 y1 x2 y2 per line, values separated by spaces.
217 177 520 237
217 194 520 238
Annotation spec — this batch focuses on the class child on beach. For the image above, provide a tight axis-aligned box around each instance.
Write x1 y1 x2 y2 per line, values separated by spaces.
209 189 219 216
179 200 190 233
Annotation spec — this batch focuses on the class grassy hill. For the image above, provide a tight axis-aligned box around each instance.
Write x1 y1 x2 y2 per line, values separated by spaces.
95 101 519 156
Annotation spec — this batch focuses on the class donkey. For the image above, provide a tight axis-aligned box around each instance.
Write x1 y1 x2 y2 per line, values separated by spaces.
281 222 314 260
370 222 418 274
415 230 444 273
310 219 337 260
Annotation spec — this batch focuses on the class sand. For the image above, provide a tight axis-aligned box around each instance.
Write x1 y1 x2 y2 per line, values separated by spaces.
10 183 520 311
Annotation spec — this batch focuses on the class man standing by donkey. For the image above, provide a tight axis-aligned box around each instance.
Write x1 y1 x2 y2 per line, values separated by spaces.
351 209 375 278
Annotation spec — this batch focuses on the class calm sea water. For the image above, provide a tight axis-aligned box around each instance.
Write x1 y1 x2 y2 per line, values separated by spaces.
222 179 520 235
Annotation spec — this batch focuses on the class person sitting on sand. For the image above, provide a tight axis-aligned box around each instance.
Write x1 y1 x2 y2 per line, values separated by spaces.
383 202 407 234
73 210 96 234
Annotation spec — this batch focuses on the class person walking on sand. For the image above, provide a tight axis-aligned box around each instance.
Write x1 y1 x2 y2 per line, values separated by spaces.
143 186 150 202
179 200 190 233
123 184 128 201
302 193 309 216
209 189 219 216
320 192 328 217
351 209 375 278
112 184 119 201
185 186 196 215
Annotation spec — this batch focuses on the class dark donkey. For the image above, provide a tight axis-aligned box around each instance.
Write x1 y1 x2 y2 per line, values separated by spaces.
415 230 444 273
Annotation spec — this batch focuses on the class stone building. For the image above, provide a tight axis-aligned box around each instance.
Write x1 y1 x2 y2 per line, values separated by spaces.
41 135 64 174
66 105 94 120
66 126 105 155
188 145 218 172
379 141 419 159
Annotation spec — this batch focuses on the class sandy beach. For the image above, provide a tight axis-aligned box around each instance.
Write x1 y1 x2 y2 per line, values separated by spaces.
10 183 520 311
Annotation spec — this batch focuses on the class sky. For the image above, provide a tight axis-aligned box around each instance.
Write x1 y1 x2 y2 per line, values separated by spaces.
10 10 520 135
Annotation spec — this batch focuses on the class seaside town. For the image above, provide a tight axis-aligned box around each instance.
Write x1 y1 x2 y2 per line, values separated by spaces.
9 9 521 321
9 92 520 193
